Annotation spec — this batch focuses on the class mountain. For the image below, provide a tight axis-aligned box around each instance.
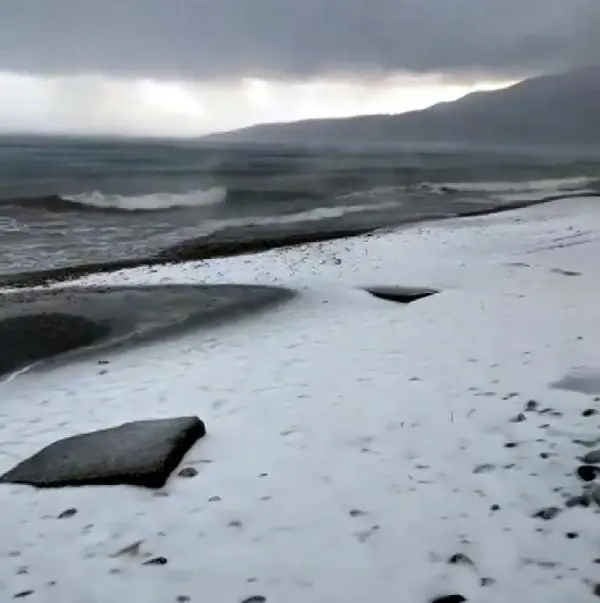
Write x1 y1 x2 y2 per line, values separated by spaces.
204 66 600 148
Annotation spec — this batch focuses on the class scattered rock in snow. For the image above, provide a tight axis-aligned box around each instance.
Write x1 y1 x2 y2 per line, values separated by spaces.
349 509 367 517
576 465 599 482
447 553 474 566
473 464 495 474
143 556 168 566
565 495 590 508
591 484 600 506
0 416 206 489
13 590 34 599
364 285 438 304
510 413 527 423
177 467 198 478
57 507 77 519
532 507 562 520
430 595 466 603
582 408 597 417
524 400 539 412
582 450 600 465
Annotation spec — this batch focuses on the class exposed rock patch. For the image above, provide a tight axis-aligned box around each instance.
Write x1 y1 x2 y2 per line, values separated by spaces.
0 416 206 489
364 285 438 304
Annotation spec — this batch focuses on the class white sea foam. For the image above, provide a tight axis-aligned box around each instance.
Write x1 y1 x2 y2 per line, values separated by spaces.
422 175 597 201
64 187 227 211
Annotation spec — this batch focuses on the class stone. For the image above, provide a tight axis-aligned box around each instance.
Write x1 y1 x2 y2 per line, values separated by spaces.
177 467 198 478
447 553 474 566
57 507 77 519
591 484 600 506
0 417 206 489
577 465 599 481
364 286 438 304
143 556 168 566
582 450 600 465
532 507 562 520
431 596 466 603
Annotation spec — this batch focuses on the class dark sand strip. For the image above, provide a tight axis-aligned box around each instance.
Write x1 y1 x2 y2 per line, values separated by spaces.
0 284 295 378
0 194 586 290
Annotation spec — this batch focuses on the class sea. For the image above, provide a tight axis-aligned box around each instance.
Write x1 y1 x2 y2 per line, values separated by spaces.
1 135 600 277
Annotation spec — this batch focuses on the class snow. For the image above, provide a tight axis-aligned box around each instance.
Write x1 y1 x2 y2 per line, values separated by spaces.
1 196 600 602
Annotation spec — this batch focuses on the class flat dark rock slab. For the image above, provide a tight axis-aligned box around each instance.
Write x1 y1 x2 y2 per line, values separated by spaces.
0 416 206 489
365 286 438 304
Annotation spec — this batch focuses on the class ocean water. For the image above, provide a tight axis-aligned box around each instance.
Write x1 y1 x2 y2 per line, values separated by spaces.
1 135 600 276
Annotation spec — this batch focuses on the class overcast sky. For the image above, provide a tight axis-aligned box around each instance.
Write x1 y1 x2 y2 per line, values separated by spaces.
0 0 597 136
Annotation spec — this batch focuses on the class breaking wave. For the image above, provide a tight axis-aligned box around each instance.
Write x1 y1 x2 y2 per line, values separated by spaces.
0 188 227 213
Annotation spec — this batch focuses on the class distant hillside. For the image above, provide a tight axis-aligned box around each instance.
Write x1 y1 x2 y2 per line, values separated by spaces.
204 66 600 147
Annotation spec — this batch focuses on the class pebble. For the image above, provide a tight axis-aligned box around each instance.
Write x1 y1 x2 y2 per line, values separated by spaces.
143 556 168 566
582 450 600 465
532 507 562 520
591 484 600 506
447 553 474 566
577 465 599 481
57 508 78 519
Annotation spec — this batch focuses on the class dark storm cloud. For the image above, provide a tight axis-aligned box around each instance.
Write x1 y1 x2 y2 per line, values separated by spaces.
0 0 598 79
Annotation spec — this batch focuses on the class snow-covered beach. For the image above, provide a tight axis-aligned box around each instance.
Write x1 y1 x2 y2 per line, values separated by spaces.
1 196 600 602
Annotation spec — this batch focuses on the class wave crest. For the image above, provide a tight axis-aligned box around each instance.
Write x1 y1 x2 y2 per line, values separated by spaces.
64 188 227 211
1 188 227 213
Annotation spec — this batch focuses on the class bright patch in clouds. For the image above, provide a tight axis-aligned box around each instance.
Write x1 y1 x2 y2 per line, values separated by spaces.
0 71 517 138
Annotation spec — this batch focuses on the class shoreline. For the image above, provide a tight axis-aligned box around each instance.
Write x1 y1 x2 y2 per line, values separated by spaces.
0 194 589 290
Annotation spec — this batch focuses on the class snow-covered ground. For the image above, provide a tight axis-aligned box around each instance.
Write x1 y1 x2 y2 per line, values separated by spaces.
1 197 600 602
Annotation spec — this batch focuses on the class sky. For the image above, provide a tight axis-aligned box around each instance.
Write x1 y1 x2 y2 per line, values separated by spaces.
0 0 597 137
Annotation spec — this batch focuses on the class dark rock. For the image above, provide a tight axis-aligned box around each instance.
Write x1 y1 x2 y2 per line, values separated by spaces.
448 553 474 566
582 450 600 465
13 591 34 599
57 507 78 519
490 504 501 512
364 286 438 304
241 597 267 603
177 467 198 478
582 408 597 417
551 268 582 277
593 584 600 598
576 465 599 481
592 484 600 506
0 417 206 489
176 597 191 603
349 509 367 517
510 413 527 423
143 556 168 566
565 495 590 508
473 464 495 474
480 577 495 587
430 595 466 603
0 313 110 377
565 532 579 539
524 400 539 412
532 507 562 520
504 442 518 448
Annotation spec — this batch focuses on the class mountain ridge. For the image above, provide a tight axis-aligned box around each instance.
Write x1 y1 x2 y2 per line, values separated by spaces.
203 66 600 147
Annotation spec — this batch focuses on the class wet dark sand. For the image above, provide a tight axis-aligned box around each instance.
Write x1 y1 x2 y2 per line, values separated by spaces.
0 284 295 378
0 195 563 290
